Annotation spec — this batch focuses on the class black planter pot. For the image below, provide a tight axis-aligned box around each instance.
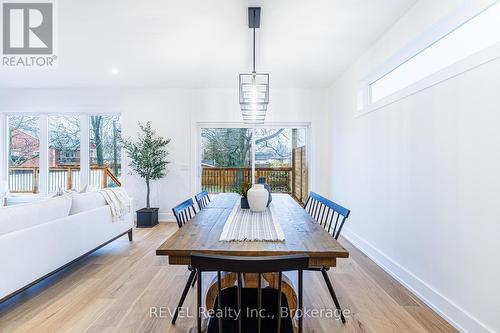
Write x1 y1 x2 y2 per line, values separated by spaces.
240 197 250 209
136 208 159 228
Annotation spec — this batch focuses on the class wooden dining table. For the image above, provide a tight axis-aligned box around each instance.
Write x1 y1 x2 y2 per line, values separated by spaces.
156 193 349 268
157 193 349 331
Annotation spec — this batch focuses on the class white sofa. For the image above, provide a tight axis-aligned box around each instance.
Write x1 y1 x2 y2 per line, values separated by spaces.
0 192 133 302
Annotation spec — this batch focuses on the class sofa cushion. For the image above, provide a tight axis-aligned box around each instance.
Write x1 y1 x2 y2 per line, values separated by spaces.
69 191 107 215
0 195 72 235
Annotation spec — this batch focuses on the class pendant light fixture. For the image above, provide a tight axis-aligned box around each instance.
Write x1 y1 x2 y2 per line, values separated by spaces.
239 7 269 125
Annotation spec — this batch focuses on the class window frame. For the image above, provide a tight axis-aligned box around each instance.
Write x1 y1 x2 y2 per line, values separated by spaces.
194 122 312 195
1 111 121 195
357 0 500 116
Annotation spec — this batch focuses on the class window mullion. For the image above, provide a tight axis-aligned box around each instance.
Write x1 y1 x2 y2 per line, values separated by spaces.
39 115 49 194
80 115 90 191
0 114 7 183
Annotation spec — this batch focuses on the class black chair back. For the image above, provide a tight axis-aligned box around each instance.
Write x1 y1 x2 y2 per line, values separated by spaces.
172 198 197 228
195 191 211 210
304 192 350 240
191 254 309 333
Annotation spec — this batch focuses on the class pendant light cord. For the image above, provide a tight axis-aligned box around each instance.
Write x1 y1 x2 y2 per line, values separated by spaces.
252 9 256 73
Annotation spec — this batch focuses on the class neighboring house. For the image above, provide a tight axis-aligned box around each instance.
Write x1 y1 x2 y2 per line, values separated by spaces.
49 149 81 166
10 129 97 168
201 161 217 168
255 151 290 167
201 153 290 168
9 129 40 168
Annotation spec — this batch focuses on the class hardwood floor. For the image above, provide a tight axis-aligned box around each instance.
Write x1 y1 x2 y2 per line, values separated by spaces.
0 224 457 333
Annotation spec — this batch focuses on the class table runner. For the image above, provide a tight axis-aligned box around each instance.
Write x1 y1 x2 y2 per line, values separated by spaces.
219 200 285 242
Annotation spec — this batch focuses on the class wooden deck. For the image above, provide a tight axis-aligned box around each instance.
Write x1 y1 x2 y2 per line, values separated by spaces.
0 224 457 333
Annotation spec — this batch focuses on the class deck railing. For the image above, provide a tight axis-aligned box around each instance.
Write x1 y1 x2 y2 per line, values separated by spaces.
202 167 292 193
8 166 121 193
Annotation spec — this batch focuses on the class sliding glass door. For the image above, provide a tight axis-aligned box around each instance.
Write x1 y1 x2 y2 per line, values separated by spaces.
201 128 253 193
254 128 306 195
199 125 308 197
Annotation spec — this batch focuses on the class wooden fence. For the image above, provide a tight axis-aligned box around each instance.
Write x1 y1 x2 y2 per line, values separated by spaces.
202 167 292 193
292 146 308 204
8 166 121 193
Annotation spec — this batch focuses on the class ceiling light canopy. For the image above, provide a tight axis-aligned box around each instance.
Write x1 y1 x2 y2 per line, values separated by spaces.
239 7 269 125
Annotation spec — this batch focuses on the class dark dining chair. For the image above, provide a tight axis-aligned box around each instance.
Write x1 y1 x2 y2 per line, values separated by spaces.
304 192 350 323
195 191 211 210
191 253 309 333
171 198 198 324
172 198 197 228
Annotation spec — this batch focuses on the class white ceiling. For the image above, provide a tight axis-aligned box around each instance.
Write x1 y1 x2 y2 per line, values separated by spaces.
0 0 417 88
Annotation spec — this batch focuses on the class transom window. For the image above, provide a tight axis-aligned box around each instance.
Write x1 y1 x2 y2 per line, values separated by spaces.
360 0 500 114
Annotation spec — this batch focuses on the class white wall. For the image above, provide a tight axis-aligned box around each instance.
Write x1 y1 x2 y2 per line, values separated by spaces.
0 87 330 220
328 0 500 332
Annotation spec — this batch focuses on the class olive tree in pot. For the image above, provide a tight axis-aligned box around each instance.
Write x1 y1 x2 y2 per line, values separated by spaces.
123 122 171 227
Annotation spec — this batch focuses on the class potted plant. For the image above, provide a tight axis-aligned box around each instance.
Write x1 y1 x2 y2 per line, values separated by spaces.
123 122 171 227
237 182 251 209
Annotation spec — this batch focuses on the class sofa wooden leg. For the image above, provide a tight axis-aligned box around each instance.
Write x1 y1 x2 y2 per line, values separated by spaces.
128 229 133 241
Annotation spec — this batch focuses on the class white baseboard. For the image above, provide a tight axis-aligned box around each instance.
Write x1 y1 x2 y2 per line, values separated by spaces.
341 227 493 333
158 212 176 223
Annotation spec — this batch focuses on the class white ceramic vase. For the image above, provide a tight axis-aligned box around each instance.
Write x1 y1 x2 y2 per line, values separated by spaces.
247 184 269 212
